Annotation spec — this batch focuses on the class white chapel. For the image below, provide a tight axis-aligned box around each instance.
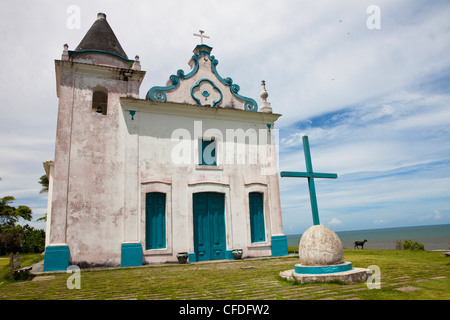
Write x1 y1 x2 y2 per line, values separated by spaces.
43 13 288 271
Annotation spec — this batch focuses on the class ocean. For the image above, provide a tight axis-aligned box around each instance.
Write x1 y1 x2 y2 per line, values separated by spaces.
286 224 450 251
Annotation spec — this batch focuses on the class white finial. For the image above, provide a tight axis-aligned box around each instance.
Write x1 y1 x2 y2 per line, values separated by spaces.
132 55 141 71
62 43 69 61
260 80 272 113
260 80 268 102
193 30 210 44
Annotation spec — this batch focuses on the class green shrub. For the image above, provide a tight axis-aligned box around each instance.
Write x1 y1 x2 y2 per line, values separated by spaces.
396 240 425 251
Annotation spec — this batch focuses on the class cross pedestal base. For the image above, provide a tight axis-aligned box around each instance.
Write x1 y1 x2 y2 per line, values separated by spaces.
280 267 371 284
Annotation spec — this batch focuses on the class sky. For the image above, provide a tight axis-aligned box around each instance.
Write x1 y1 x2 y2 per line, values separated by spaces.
0 0 449 235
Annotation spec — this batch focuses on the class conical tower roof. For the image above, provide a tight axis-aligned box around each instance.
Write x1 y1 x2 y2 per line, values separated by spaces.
75 13 128 59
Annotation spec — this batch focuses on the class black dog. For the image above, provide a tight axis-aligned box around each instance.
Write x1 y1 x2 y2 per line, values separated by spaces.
354 239 368 249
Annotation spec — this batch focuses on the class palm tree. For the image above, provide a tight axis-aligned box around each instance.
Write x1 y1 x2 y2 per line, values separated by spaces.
39 175 49 194
37 174 49 221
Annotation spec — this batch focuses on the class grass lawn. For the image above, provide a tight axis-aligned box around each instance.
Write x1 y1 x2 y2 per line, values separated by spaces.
0 253 44 281
0 249 448 301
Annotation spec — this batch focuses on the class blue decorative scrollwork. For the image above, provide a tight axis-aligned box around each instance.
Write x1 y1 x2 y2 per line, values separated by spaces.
177 69 185 78
146 73 181 102
146 54 201 101
202 91 210 100
178 54 200 79
244 101 257 112
146 46 258 112
229 84 258 111
191 79 223 108
211 57 258 112
169 75 179 86
146 88 166 102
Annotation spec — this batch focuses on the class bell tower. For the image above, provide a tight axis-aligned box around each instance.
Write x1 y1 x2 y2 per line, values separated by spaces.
44 13 146 271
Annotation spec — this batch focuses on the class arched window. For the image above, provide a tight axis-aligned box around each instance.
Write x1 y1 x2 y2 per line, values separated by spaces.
92 89 108 115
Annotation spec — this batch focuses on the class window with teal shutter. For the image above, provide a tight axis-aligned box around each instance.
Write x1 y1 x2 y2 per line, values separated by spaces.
145 192 166 250
249 192 265 243
199 138 216 166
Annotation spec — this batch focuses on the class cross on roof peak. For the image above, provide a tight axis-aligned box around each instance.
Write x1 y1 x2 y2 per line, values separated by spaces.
193 30 210 44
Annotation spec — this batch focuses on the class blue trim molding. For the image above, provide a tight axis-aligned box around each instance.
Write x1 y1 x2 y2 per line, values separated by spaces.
188 252 197 263
69 50 135 65
121 243 143 267
146 45 258 112
43 245 70 272
294 262 353 274
271 235 288 257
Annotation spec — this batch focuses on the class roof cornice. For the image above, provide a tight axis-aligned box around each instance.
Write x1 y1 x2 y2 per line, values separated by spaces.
120 97 281 124
54 60 146 97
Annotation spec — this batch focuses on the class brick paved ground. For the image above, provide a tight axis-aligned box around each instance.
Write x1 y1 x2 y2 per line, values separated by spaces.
1 251 449 300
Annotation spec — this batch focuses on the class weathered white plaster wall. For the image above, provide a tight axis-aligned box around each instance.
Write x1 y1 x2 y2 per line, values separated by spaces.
122 99 283 264
47 49 285 267
48 55 145 266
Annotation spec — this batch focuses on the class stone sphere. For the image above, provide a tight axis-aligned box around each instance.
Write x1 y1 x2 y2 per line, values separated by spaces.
299 225 344 266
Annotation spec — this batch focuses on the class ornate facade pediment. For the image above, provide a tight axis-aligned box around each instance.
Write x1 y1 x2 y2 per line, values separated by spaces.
146 45 259 112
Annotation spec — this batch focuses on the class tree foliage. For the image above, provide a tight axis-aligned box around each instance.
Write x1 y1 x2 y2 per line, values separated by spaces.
21 224 45 253
39 174 49 194
0 196 45 255
0 196 32 229
37 174 48 222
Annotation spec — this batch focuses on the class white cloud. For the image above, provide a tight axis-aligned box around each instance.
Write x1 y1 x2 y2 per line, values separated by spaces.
1 0 449 234
328 218 342 226
279 89 450 177
434 210 442 220
419 210 443 222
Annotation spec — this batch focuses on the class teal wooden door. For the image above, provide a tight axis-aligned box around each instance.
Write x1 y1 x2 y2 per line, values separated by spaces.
193 192 226 261
146 192 166 250
249 192 265 243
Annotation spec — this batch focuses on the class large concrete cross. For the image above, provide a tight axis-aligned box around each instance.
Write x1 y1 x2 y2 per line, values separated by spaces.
280 136 337 226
